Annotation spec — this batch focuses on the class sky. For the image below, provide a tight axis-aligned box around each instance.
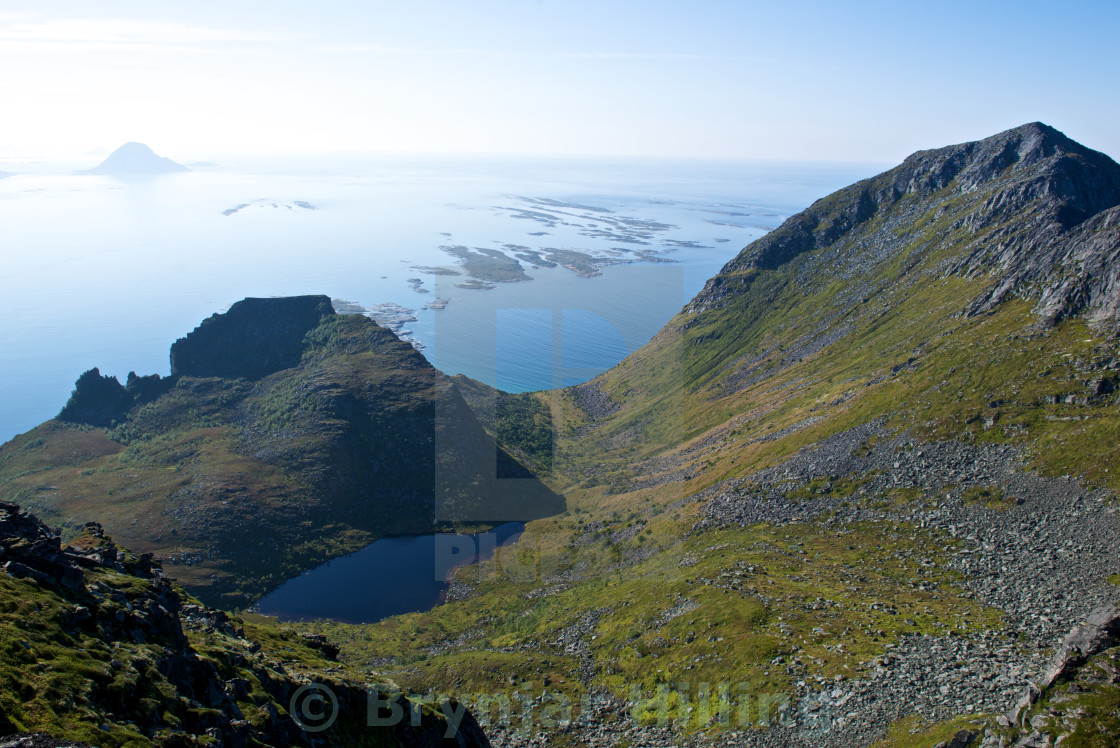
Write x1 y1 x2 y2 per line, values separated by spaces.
1 0 1117 163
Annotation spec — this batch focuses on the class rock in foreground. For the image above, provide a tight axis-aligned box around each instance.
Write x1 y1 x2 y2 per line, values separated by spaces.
0 501 491 746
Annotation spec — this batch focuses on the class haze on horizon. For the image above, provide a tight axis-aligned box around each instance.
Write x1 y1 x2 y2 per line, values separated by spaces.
1 0 1118 165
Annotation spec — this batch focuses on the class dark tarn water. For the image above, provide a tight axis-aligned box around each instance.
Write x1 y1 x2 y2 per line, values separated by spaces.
252 522 525 624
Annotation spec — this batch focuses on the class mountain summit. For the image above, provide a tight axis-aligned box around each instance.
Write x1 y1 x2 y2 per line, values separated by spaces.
576 122 1120 460
691 122 1120 330
86 142 189 175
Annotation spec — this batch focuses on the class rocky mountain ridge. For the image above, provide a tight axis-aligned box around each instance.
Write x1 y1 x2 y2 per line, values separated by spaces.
689 123 1120 330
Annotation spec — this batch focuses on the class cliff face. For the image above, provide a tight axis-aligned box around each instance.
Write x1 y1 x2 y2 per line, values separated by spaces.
56 296 336 427
56 368 132 427
2 299 563 606
0 502 491 747
170 295 336 379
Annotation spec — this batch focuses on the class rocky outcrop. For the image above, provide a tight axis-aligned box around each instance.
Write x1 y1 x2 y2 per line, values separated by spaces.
1040 601 1120 689
56 367 131 427
124 370 176 403
962 602 1120 748
56 368 177 427
933 730 976 748
0 735 94 748
170 295 335 379
0 502 491 747
966 202 1120 327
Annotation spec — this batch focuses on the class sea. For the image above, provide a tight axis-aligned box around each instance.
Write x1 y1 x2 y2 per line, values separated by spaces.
0 153 879 444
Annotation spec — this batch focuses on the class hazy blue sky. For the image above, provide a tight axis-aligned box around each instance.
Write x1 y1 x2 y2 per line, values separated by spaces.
2 0 1117 162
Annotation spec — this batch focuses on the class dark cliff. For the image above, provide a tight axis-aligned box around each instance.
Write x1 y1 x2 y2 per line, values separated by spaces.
57 368 132 427
170 295 336 379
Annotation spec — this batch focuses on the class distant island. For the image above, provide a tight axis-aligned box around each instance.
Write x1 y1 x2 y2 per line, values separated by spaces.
84 142 189 175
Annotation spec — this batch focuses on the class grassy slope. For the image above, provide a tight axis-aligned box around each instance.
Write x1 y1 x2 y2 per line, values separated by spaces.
0 521 473 747
452 375 555 476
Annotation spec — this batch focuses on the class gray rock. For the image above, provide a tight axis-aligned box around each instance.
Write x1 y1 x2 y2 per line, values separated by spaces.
1040 602 1120 688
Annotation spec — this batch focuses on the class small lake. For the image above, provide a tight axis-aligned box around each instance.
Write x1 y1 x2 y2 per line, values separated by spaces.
252 522 525 624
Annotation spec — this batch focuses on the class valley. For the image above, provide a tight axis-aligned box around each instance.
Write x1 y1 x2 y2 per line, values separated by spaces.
296 122 1120 747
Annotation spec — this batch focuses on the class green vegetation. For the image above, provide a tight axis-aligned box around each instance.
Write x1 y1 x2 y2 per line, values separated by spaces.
440 245 530 283
870 714 990 748
454 376 555 474
295 518 1000 734
0 512 479 746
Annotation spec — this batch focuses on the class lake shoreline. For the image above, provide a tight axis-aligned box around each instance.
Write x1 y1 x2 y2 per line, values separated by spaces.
250 522 526 624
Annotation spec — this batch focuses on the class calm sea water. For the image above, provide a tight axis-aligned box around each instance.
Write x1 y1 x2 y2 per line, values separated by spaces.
0 155 878 443
253 522 526 623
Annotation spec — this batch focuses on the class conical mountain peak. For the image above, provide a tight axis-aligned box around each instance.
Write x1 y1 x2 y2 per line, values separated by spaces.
86 142 189 175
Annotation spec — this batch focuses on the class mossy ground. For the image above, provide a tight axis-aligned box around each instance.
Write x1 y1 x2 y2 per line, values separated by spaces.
0 557 421 746
291 516 1000 736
